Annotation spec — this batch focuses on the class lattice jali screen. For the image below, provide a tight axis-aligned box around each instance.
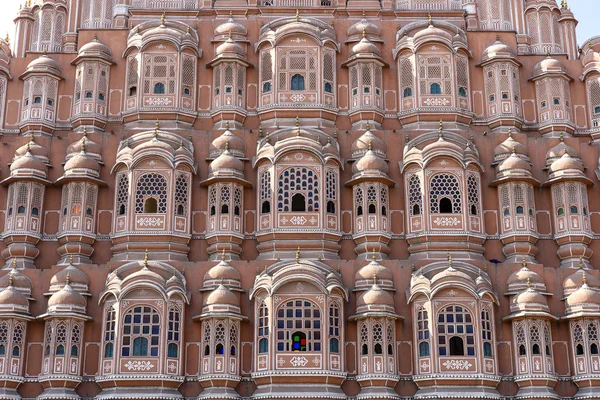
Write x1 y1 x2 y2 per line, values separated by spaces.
81 0 116 29
131 0 197 9
30 8 64 52
476 0 513 31
526 8 563 54
396 0 462 10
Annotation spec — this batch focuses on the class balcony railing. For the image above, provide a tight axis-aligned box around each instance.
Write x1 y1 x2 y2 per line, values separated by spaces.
396 0 463 10
131 0 197 9
260 0 333 6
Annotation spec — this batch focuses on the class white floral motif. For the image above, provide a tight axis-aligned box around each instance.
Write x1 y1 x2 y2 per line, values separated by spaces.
423 97 450 106
137 217 164 227
145 97 172 106
433 217 461 227
124 360 155 371
290 356 309 367
442 360 472 370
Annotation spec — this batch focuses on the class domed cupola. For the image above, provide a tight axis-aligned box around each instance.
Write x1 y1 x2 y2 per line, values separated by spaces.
0 261 34 298
545 134 579 168
506 259 547 295
22 54 62 78
564 272 600 316
563 260 600 298
202 127 250 261
48 257 91 295
210 15 250 129
201 251 242 291
492 131 528 165
45 278 88 316
346 14 381 43
0 279 31 317
480 38 519 65
55 129 106 265
1 137 52 269
354 255 394 291
213 13 248 42
508 280 556 319
351 125 386 160
347 127 394 259
354 280 397 316
71 36 113 65
208 124 246 160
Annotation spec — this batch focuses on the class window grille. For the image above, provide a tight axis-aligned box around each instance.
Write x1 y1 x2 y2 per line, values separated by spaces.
467 173 480 216
276 300 321 352
121 306 160 357
408 175 423 216
143 54 177 96
373 323 383 354
355 187 364 216
257 302 269 353
277 167 319 212
429 173 461 214
174 173 189 216
81 0 115 29
261 51 273 93
167 306 180 358
417 306 430 356
437 305 475 356
481 307 493 357
328 302 340 353
116 173 129 216
360 322 369 355
103 305 116 358
135 173 168 214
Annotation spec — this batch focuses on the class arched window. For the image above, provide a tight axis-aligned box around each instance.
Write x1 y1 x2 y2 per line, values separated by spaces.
324 82 332 93
167 306 181 358
403 87 413 98
430 174 462 214
144 198 158 213
417 306 430 357
260 170 272 214
292 194 306 212
355 187 364 216
0 345 5 356
458 87 467 97
481 308 493 357
291 74 305 91
263 82 272 93
409 175 423 216
276 300 321 352
437 305 475 356
326 201 335 213
430 83 442 95
122 306 160 357
277 168 319 212
467 174 480 216
262 201 271 213
530 324 541 355
258 302 269 354
373 323 383 354
153 82 166 95
329 302 340 354
360 323 369 355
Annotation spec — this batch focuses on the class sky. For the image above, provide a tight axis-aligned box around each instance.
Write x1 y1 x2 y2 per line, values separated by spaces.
0 0 597 47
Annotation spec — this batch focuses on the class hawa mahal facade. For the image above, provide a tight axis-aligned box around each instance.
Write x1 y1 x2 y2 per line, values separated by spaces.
1 0 600 399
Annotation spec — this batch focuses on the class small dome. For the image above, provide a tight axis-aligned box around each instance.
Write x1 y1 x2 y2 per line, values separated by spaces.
357 284 394 307
64 151 101 173
25 54 61 76
209 149 244 174
15 139 49 161
507 265 546 291
566 283 600 307
204 260 241 282
0 268 32 292
50 264 90 289
47 284 87 309
10 151 47 174
513 287 548 307
352 150 389 175
350 36 381 57
582 47 600 66
351 129 386 159
204 284 239 306
430 266 473 285
564 269 600 291
422 135 463 156
347 18 381 40
355 260 393 282
497 153 532 173
209 128 245 159
77 37 113 62
413 23 452 43
0 286 29 309
494 134 528 160
533 56 568 78
216 37 246 57
214 16 248 38
66 134 102 159
549 153 584 174
481 39 516 63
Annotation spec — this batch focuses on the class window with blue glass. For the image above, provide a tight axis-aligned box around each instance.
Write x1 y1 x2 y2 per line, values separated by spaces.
437 305 475 357
121 306 160 357
291 74 305 91
430 83 442 95
276 300 321 352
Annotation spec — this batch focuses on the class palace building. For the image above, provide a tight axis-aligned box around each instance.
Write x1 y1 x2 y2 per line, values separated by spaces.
1 0 600 399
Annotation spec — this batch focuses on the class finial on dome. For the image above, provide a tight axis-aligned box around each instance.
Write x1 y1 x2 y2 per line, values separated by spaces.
29 131 34 142
371 248 377 260
579 256 584 269
225 140 230 151
447 252 452 267
362 29 366 39
366 122 370 131
527 277 531 288
372 274 377 286
582 270 587 286
296 247 300 263
69 254 73 265
225 121 230 130
560 0 565 7
229 10 233 17
296 9 299 21
143 249 149 268
259 127 263 138
187 26 191 34
296 116 300 136
161 12 166 26
26 140 31 153
438 120 443 138
559 131 564 142
82 126 88 137
496 34 500 42
154 120 159 138
362 9 366 17
12 258 17 269
522 257 527 269
81 137 87 153
428 13 432 25
66 272 70 286
221 249 226 261
228 30 232 40
5 32 9 43
508 127 513 138
8 274 13 287
368 139 373 151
